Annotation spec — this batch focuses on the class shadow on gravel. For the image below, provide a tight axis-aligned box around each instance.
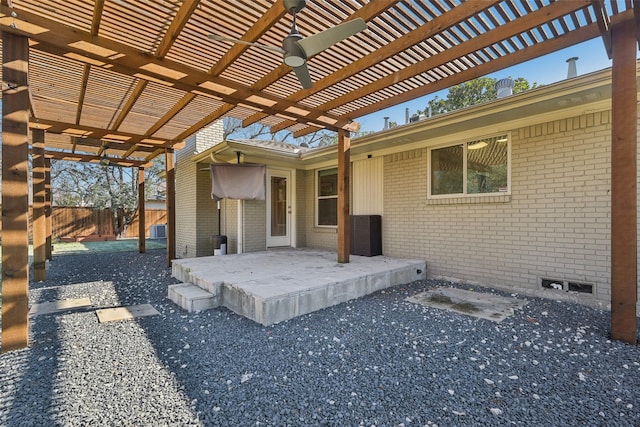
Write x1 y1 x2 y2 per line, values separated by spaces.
3 287 62 425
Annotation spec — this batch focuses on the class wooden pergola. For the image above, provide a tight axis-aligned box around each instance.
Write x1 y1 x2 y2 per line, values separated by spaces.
1 0 638 351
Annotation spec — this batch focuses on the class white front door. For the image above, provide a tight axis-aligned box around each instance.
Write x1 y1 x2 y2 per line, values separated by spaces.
267 169 291 247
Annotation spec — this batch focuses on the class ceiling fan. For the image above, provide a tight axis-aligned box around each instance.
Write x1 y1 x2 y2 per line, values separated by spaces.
209 0 366 89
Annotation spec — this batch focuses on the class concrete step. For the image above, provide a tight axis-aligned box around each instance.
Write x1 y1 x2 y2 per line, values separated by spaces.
172 261 224 295
168 283 220 313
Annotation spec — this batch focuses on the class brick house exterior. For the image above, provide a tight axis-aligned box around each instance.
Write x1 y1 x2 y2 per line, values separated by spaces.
178 67 639 311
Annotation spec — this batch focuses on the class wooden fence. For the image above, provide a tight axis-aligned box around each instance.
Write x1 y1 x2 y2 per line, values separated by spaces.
0 206 167 241
123 209 167 238
53 206 115 238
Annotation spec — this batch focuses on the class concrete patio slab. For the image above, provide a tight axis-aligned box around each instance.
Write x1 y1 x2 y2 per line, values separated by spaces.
96 304 160 323
29 297 92 316
171 248 426 325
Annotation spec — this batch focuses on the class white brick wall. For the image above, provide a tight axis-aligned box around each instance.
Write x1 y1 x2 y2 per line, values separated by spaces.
295 169 307 247
175 121 223 258
195 168 218 256
243 200 266 252
302 169 338 250
220 199 237 254
383 110 620 306
175 147 198 258
195 120 224 154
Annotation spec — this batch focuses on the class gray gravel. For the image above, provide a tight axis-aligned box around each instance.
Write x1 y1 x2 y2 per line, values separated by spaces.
1 249 639 426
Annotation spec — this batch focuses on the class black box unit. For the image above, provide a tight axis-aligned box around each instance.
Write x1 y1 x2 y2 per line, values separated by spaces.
350 215 382 257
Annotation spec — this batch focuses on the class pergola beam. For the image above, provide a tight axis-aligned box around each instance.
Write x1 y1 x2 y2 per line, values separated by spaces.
173 104 235 143
591 0 613 58
44 150 148 168
72 0 105 127
30 118 169 151
155 0 201 59
209 1 286 77
111 80 148 131
90 0 105 36
75 64 91 125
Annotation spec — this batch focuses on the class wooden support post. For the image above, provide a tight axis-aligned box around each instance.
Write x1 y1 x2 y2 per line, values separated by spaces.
337 129 351 263
165 148 176 266
2 33 30 352
138 167 146 253
45 158 53 260
610 16 638 345
611 15 638 344
32 128 47 281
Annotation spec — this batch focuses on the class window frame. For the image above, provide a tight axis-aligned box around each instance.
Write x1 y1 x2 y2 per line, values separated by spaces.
315 167 339 227
427 133 511 199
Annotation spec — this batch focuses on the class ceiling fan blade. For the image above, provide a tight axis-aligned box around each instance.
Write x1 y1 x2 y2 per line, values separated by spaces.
209 34 285 54
292 63 313 89
297 18 366 59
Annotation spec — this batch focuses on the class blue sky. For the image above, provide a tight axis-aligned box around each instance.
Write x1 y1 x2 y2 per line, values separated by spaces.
357 38 615 133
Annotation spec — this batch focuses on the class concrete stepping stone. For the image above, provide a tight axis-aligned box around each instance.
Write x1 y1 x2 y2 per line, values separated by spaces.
96 304 159 323
29 297 92 316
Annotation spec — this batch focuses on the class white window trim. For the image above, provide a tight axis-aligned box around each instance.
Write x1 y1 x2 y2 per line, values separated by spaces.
427 132 511 199
315 167 338 228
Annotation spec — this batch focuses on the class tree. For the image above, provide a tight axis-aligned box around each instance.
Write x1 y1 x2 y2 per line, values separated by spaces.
144 155 166 200
51 158 165 236
224 116 348 148
422 77 537 116
224 117 275 140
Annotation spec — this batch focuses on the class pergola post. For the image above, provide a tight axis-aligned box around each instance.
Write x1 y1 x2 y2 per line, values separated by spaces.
337 129 351 263
32 128 47 281
166 148 176 266
45 158 53 260
138 167 146 254
1 32 30 352
610 16 638 344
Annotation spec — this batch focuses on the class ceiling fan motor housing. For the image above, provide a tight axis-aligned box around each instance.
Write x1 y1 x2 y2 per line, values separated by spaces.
283 33 306 67
283 0 306 14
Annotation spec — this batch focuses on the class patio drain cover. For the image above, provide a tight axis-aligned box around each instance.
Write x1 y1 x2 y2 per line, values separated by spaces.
407 287 527 322
96 304 159 323
29 297 92 316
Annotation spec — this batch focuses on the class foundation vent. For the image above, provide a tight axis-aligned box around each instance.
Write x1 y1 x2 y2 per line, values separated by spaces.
540 278 594 295
567 281 594 294
541 278 564 290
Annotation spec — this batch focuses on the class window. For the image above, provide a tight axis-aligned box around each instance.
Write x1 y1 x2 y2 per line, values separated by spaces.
429 135 509 197
317 168 338 226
